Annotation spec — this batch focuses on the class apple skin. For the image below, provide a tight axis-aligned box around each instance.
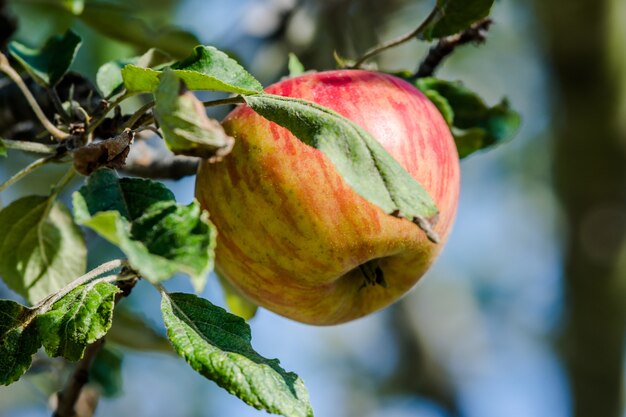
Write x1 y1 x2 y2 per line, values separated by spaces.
195 70 460 325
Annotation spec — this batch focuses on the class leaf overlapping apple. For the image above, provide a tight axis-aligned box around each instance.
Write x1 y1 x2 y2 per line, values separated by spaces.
196 70 461 325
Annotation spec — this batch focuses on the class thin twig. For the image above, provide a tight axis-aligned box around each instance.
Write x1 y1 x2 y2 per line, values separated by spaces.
52 339 104 417
49 88 72 123
0 154 56 193
120 100 155 130
86 91 134 135
123 145 200 180
0 53 70 141
34 259 128 311
349 7 440 69
1 138 57 154
414 18 493 78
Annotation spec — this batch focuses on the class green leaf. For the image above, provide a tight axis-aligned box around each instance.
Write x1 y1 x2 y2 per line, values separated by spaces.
218 274 258 321
416 77 521 158
480 99 522 143
63 0 84 14
107 308 172 353
90 346 123 397
0 300 41 385
0 138 6 157
161 292 313 417
96 48 173 98
287 53 305 77
0 196 87 304
244 94 440 242
122 46 263 94
452 127 487 158
72 169 216 291
421 89 454 126
37 281 120 361
72 168 174 223
8 30 82 86
78 3 199 59
422 0 494 40
153 70 234 159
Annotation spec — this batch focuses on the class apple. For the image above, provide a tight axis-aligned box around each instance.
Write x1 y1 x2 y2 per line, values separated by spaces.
195 70 460 325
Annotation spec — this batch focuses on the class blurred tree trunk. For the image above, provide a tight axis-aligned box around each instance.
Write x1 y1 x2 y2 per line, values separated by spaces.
537 1 626 416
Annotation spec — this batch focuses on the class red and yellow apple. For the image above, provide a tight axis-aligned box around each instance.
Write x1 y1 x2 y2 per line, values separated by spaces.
195 70 460 325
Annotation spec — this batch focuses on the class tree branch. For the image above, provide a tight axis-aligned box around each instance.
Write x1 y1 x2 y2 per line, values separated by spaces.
0 154 58 193
52 275 139 417
123 142 200 180
414 18 492 78
1 138 58 154
52 339 104 417
0 53 70 141
349 7 440 68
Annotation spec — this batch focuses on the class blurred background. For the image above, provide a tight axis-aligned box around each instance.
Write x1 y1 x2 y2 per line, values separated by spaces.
1 0 625 416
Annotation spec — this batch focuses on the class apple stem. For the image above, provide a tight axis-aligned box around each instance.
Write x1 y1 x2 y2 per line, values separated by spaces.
413 216 440 244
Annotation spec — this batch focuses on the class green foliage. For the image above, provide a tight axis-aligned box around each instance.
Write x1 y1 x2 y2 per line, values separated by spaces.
122 46 263 94
416 77 521 157
0 0 512 412
422 0 494 40
0 300 40 385
37 282 120 361
90 346 124 397
421 89 454 125
244 94 440 242
161 292 313 417
288 53 305 77
153 70 234 159
0 196 87 304
73 169 216 292
106 308 172 353
63 0 85 14
96 48 173 98
78 3 199 59
8 30 81 86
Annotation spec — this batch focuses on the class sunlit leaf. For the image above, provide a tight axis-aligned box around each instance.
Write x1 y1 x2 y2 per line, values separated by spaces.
161 292 312 417
63 0 85 14
287 53 305 77
218 274 258 321
122 46 263 94
154 70 234 159
0 196 87 304
38 281 120 361
96 48 173 97
73 169 215 291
